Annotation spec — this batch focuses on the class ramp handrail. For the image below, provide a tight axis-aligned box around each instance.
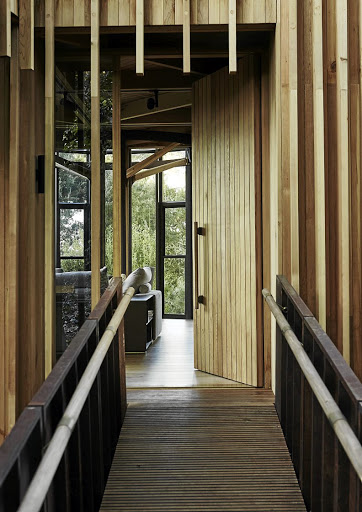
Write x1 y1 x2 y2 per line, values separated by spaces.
16 286 135 512
264 276 362 511
263 288 362 482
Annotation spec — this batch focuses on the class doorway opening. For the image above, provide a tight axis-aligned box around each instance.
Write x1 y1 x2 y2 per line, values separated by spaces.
130 147 193 319
53 28 271 389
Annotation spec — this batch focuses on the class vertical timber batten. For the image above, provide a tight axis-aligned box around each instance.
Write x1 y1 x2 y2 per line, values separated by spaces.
357 0 362 380
183 0 190 74
5 25 20 433
336 0 350 362
0 0 11 57
0 54 10 444
113 56 122 277
262 53 271 388
19 0 35 70
269 0 281 391
228 0 237 73
44 0 55 377
289 0 299 291
312 0 326 329
91 0 101 309
136 0 144 76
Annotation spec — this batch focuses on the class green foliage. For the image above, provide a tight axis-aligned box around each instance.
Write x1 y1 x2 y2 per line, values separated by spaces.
132 176 157 272
105 168 114 275
61 259 84 272
105 223 113 275
60 209 84 256
131 171 187 315
164 258 185 315
56 67 188 315
58 169 88 203
60 71 113 153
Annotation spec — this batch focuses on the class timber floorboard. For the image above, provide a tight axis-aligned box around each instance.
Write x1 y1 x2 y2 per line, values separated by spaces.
126 319 247 388
100 389 306 511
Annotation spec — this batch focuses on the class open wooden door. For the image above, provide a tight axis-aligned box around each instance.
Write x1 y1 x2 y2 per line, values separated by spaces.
192 55 263 387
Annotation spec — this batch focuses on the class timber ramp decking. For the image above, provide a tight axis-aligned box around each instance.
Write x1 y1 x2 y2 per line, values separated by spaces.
100 388 306 512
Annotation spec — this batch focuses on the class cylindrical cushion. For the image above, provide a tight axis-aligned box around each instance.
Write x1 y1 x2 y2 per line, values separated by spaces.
144 266 155 287
138 282 152 294
122 267 152 294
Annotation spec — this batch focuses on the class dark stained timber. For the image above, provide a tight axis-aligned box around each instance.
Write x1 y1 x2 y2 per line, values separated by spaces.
100 388 306 512
0 278 126 512
275 275 362 512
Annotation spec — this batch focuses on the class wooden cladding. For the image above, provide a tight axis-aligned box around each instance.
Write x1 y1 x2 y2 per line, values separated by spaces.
0 0 11 57
112 57 122 278
275 0 362 379
19 0 35 69
91 0 101 308
0 29 45 442
44 0 55 376
135 0 144 76
192 56 262 387
33 0 277 27
1 0 36 65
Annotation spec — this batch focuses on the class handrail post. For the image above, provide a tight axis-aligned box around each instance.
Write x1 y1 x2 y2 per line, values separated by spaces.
17 286 135 512
263 282 362 511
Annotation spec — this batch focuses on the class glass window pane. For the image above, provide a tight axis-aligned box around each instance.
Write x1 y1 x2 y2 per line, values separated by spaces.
164 258 185 315
105 167 113 275
165 207 186 255
132 175 156 272
57 285 91 345
131 151 153 164
59 152 88 163
162 150 186 161
55 67 93 356
58 168 89 203
60 259 84 272
163 166 186 202
60 209 84 257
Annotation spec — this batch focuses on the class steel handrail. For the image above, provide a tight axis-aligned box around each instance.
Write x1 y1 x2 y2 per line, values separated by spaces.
17 286 136 512
263 288 362 482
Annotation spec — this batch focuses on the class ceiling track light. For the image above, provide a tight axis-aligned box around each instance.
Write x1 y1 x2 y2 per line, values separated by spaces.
147 90 159 110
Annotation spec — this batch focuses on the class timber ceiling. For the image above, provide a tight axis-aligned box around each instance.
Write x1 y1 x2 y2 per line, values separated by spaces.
54 29 271 142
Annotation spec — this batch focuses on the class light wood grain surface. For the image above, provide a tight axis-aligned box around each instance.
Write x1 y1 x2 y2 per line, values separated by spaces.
192 57 262 387
34 0 277 27
126 319 248 388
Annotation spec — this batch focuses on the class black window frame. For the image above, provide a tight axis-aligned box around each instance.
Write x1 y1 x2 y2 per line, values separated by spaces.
129 147 192 319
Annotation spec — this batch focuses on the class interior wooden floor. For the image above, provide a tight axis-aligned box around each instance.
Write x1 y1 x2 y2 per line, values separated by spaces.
100 388 306 511
126 319 248 388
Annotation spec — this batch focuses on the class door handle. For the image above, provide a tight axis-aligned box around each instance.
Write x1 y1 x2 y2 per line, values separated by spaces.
193 222 205 310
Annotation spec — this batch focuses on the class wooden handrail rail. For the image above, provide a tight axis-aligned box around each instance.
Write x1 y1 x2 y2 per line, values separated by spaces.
17 286 136 512
262 288 362 483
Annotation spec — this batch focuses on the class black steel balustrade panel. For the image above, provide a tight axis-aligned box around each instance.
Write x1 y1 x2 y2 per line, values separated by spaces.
275 275 362 512
29 319 98 512
0 407 43 512
0 278 126 512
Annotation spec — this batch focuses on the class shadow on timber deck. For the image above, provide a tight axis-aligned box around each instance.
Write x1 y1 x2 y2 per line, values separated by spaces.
100 388 306 511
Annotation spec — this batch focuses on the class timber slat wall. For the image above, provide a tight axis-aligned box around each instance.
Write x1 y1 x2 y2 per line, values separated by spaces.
0 28 45 442
273 0 362 381
33 0 277 27
100 389 306 511
18 42 45 411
